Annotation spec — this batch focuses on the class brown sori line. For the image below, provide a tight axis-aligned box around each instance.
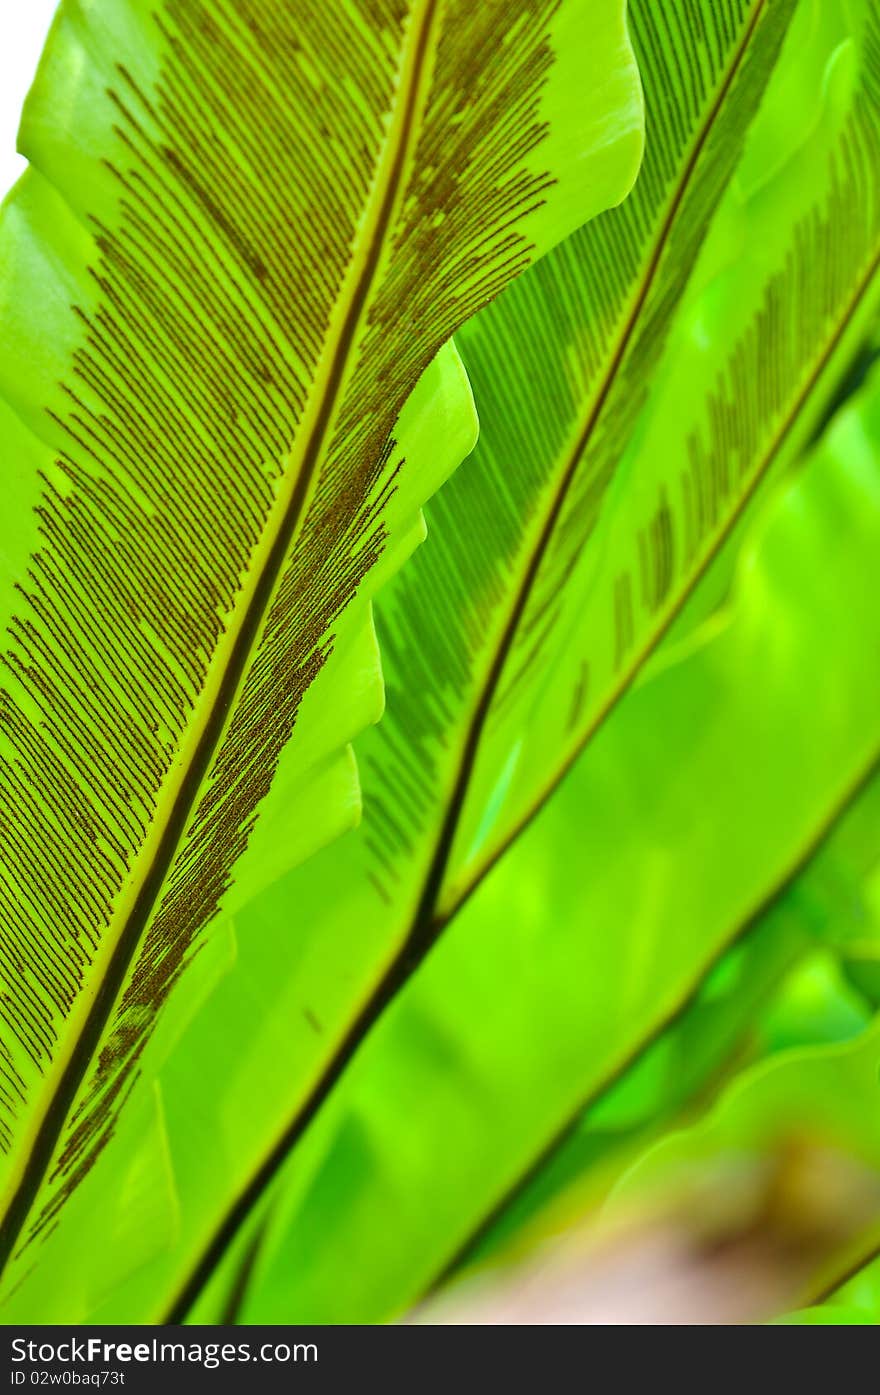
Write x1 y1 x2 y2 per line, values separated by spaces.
380 0 774 959
364 0 790 889
0 0 440 1278
446 236 880 943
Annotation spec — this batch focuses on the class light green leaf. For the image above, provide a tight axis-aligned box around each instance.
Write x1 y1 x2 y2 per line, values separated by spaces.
183 320 880 1324
467 811 880 1272
0 0 642 1302
446 0 880 901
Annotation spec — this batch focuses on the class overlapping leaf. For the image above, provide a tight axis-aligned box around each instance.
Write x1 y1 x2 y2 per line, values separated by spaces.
0 0 643 1292
189 347 880 1323
445 0 880 899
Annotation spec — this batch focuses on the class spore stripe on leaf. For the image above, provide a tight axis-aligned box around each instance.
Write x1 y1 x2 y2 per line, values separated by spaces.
0 0 441 1269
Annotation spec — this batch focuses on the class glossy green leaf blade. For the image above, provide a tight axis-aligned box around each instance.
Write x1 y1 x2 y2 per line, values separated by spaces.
187 343 880 1323
0 0 643 1294
462 793 880 1272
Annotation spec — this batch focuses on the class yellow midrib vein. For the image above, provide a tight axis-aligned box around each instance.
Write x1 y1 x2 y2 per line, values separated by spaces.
0 0 440 1268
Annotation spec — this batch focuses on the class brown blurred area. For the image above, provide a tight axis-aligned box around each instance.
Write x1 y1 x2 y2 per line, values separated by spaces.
413 1140 880 1325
